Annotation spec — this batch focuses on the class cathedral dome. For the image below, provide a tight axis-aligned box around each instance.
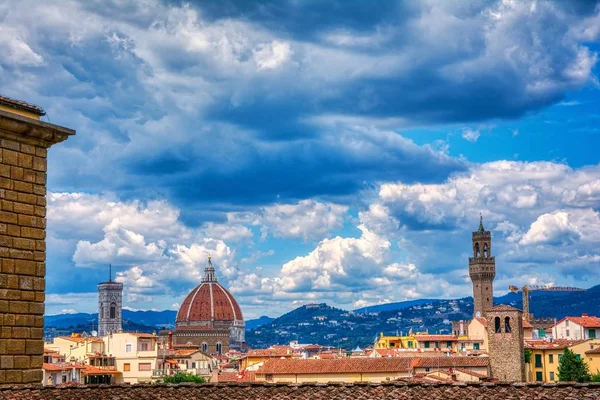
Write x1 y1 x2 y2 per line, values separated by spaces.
176 257 244 327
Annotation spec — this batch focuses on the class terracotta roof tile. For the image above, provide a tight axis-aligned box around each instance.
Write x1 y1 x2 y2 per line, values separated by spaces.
257 357 413 374
2 382 600 399
0 94 45 115
245 349 294 358
43 363 86 371
411 356 489 368
414 335 458 341
525 339 588 350
555 315 600 328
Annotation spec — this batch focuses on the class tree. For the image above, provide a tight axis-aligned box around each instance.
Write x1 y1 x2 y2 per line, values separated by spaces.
161 372 206 384
558 348 591 383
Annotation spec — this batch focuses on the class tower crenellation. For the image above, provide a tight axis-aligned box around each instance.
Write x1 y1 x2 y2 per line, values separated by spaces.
469 215 496 318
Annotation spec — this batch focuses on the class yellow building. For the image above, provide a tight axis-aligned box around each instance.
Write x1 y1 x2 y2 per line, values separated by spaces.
525 339 600 382
255 358 412 383
375 332 418 350
46 335 105 363
103 332 158 383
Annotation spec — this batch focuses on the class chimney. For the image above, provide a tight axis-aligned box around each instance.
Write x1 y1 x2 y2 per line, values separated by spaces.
168 331 173 350
583 313 589 317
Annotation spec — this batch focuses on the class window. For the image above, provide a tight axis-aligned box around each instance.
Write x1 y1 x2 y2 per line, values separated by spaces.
139 363 152 371
446 341 452 348
138 342 149 351
125 344 132 353
265 374 273 382
425 367 431 372
216 342 223 355
535 371 543 382
192 362 196 369
566 330 570 337
590 329 596 339
550 372 555 381
473 343 480 350
549 354 554 364
390 343 395 347
558 354 563 361
535 354 542 368
202 343 208 353
62 375 67 383
424 342 430 349
495 317 501 333
576 354 581 360
566 320 570 327
110 302 117 319
505 316 512 333
100 306 104 319
461 343 465 350
434 341 439 348
124 363 130 372
407 341 413 348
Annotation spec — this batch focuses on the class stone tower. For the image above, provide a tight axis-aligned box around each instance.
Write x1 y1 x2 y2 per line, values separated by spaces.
469 215 495 318
486 305 525 382
0 96 74 384
97 266 123 336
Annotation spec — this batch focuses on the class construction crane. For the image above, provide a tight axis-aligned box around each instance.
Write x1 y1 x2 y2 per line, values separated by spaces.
508 285 585 321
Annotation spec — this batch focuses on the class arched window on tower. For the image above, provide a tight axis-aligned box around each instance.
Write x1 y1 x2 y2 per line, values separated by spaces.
505 316 512 333
475 242 480 257
110 302 116 319
100 305 104 319
202 342 208 353
216 342 222 355
494 317 501 333
483 243 489 259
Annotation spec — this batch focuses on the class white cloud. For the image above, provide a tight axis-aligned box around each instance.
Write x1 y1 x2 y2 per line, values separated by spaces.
253 40 293 70
259 200 348 241
462 128 480 142
520 209 600 246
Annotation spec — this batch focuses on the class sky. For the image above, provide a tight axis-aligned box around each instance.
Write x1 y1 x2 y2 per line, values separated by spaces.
1 0 600 319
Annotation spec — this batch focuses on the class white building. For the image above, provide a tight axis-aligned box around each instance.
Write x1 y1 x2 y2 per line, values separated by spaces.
552 314 600 340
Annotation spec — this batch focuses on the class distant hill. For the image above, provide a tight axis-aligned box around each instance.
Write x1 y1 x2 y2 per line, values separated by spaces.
245 285 600 350
246 316 275 330
354 299 437 314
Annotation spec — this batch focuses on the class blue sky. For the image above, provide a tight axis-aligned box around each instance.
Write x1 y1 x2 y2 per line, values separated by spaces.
1 0 600 318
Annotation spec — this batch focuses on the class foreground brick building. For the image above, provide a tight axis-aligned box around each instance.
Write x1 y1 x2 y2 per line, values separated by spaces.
1 382 600 399
0 95 75 385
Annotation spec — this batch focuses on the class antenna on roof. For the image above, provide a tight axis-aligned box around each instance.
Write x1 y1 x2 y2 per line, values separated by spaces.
109 264 112 282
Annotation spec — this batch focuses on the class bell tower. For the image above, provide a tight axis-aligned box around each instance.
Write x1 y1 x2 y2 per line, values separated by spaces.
97 265 123 336
469 215 495 318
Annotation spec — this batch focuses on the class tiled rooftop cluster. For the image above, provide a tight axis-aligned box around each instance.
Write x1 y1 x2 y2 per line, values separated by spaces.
2 382 600 400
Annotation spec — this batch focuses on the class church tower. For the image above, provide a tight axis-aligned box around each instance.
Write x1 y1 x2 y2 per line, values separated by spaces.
469 215 495 318
98 265 123 336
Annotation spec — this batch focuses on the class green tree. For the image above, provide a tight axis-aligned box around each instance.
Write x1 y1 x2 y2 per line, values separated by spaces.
161 372 206 384
558 348 591 383
524 349 532 364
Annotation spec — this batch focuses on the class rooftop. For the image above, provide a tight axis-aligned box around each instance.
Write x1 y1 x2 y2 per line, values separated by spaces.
257 357 413 374
2 382 600 399
554 315 600 328
525 339 588 350
411 356 489 368
0 94 45 116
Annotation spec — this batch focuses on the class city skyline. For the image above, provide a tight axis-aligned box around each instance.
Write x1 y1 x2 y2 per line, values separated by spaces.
1 1 600 318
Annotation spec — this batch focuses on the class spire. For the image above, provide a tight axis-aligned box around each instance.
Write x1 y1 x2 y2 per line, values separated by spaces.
203 255 217 282
109 264 112 282
478 213 485 233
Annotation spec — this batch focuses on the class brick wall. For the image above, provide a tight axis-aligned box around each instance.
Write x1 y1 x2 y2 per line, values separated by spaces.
0 109 74 385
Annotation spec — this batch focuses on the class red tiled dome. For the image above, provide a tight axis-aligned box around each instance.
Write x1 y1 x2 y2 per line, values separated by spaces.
176 281 243 324
176 258 243 325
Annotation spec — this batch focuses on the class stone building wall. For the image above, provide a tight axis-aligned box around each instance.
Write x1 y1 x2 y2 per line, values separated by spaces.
0 108 74 385
486 305 525 382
